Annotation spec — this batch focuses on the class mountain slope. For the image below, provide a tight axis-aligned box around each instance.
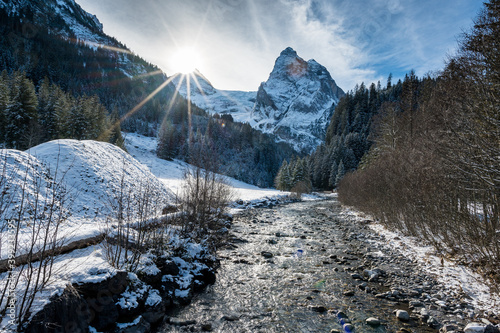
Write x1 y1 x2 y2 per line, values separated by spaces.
172 48 344 153
252 47 344 152
0 0 177 132
172 71 256 124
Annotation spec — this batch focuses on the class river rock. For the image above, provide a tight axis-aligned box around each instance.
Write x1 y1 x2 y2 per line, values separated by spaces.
24 285 90 333
464 323 486 332
222 314 240 321
343 290 355 296
427 316 440 328
485 325 500 333
261 251 274 258
363 268 382 282
366 317 381 326
440 324 458 332
396 310 410 321
343 323 355 331
311 306 327 313
337 311 348 319
157 260 180 276
201 323 213 331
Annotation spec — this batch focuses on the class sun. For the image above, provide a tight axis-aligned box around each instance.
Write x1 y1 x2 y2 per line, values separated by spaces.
170 47 203 74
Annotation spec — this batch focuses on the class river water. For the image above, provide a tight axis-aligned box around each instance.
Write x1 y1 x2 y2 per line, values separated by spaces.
161 198 438 332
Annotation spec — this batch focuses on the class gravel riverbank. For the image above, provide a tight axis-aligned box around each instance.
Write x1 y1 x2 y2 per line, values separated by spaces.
160 198 499 333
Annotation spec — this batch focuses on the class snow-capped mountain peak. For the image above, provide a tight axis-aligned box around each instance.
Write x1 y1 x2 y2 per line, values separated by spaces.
169 48 344 153
252 47 345 152
0 0 106 43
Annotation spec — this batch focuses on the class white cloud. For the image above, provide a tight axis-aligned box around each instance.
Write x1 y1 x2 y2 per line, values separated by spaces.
75 0 483 92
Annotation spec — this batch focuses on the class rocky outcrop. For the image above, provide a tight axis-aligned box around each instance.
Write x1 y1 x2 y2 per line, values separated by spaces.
24 285 90 333
23 256 219 333
252 47 344 152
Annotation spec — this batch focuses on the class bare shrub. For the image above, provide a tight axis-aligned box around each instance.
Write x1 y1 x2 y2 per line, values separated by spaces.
0 149 71 328
290 180 312 199
101 161 168 272
177 140 233 248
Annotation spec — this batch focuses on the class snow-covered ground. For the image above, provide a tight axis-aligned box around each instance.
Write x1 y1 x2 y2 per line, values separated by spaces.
0 134 288 260
340 206 500 316
0 135 293 331
0 140 173 260
123 132 288 204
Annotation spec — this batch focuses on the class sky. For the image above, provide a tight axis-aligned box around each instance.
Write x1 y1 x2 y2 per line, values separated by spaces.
75 0 483 92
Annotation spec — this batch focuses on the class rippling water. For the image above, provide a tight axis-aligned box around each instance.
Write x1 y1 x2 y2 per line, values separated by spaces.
161 199 435 333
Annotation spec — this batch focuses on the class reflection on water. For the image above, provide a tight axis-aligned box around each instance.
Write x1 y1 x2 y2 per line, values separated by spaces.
161 200 435 333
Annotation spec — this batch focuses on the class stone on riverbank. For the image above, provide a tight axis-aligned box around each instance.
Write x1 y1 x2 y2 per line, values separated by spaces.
396 310 410 321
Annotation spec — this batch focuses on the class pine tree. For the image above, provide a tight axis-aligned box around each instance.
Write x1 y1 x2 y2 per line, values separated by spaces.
157 119 177 160
5 72 39 149
329 161 338 189
54 87 71 138
107 107 125 148
292 158 305 186
275 160 292 191
37 78 57 141
335 160 345 186
0 70 10 144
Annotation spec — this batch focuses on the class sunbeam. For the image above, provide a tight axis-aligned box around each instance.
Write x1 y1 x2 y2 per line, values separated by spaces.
98 73 180 142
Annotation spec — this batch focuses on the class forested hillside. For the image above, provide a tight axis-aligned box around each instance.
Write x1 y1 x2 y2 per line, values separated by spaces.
157 112 296 187
0 5 182 131
338 2 500 277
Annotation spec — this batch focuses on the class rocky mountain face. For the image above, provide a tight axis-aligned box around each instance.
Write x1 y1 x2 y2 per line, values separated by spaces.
173 48 344 153
0 0 176 133
0 0 106 43
252 47 344 152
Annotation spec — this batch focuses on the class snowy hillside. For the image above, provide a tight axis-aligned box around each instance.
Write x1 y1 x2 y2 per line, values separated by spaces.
0 0 153 80
252 47 344 152
123 132 287 203
28 140 174 218
172 71 257 124
0 140 173 259
0 0 105 44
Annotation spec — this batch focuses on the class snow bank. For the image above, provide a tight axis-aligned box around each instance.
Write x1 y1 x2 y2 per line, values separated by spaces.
341 206 500 315
0 139 175 259
29 139 174 218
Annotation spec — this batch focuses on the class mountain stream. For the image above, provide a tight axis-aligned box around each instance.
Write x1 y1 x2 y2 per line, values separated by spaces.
160 197 465 333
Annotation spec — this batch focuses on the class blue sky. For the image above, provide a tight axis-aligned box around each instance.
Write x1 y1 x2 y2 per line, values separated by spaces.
76 0 483 92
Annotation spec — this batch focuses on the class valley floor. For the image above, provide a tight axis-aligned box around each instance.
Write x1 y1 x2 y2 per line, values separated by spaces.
161 198 500 333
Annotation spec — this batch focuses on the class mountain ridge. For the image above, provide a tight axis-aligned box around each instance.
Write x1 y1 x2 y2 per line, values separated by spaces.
252 47 345 152
172 48 344 153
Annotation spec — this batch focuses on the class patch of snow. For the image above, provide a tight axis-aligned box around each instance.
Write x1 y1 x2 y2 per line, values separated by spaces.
0 245 114 330
342 206 500 314
174 288 190 298
145 289 162 306
116 315 143 329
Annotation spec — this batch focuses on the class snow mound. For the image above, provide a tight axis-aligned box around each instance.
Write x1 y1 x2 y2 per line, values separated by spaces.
28 139 174 218
0 149 55 220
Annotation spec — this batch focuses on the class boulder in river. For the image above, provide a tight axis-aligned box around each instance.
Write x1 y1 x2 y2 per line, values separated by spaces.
464 323 487 333
366 317 381 326
261 251 274 258
396 309 410 321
